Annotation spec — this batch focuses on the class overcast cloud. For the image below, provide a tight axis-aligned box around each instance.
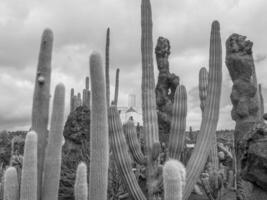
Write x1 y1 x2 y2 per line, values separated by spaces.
1 0 267 131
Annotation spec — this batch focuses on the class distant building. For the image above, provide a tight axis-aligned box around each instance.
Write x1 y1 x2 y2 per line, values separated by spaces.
117 94 143 125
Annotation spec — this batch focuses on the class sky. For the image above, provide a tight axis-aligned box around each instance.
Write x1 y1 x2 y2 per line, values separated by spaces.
0 0 267 131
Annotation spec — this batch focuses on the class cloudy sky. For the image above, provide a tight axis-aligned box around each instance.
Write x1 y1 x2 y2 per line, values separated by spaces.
1 0 267 131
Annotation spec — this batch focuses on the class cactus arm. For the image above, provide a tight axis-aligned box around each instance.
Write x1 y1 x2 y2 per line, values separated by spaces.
123 120 146 165
109 106 147 200
20 131 38 200
3 167 19 200
31 29 53 199
89 52 109 200
163 160 186 200
42 83 65 200
74 162 88 200
168 85 187 160
183 21 222 200
105 27 110 107
113 68 120 106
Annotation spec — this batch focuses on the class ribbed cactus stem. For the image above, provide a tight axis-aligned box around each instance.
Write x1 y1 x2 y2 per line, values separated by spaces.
42 83 65 200
163 160 186 200
70 88 75 112
141 0 159 198
89 52 109 200
105 27 110 107
113 68 120 106
109 106 146 200
20 131 38 200
31 29 53 199
259 84 264 118
3 167 19 200
85 76 89 90
77 93 82 106
74 162 88 200
183 21 222 200
199 67 219 170
168 85 187 160
199 67 208 113
123 119 146 165
82 89 87 107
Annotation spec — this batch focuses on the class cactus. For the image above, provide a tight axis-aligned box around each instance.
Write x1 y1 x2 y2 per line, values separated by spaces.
3 167 19 200
20 131 38 200
168 85 187 160
123 119 146 165
42 83 65 200
89 52 109 200
163 160 186 200
199 67 208 113
74 162 88 200
199 67 219 170
141 0 160 198
108 106 146 200
183 20 222 200
106 27 110 107
113 68 120 106
259 84 264 118
70 88 75 112
31 29 53 199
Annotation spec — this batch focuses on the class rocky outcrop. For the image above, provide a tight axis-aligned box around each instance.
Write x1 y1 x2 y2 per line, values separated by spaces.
225 33 265 200
59 106 90 200
155 37 179 143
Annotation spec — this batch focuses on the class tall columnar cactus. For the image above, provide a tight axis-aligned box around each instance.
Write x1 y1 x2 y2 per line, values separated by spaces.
106 27 110 107
85 76 89 90
168 85 187 160
183 20 222 200
113 68 120 106
70 88 75 112
3 167 19 200
141 0 159 198
259 84 264 118
89 52 109 200
163 160 186 200
42 83 65 200
199 67 219 170
199 67 208 113
109 106 146 200
31 29 53 199
20 131 38 200
123 119 146 165
74 162 88 200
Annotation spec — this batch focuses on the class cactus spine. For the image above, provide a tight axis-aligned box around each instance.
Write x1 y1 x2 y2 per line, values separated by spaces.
109 106 146 200
163 160 186 200
42 83 65 200
106 27 110 106
141 0 159 198
3 167 19 200
113 68 120 106
183 21 222 200
74 162 88 200
20 131 38 200
123 119 146 165
199 67 219 170
89 52 109 200
168 85 187 160
31 29 53 199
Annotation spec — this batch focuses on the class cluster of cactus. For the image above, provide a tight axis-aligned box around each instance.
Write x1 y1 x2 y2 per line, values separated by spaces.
70 76 91 112
2 0 226 200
